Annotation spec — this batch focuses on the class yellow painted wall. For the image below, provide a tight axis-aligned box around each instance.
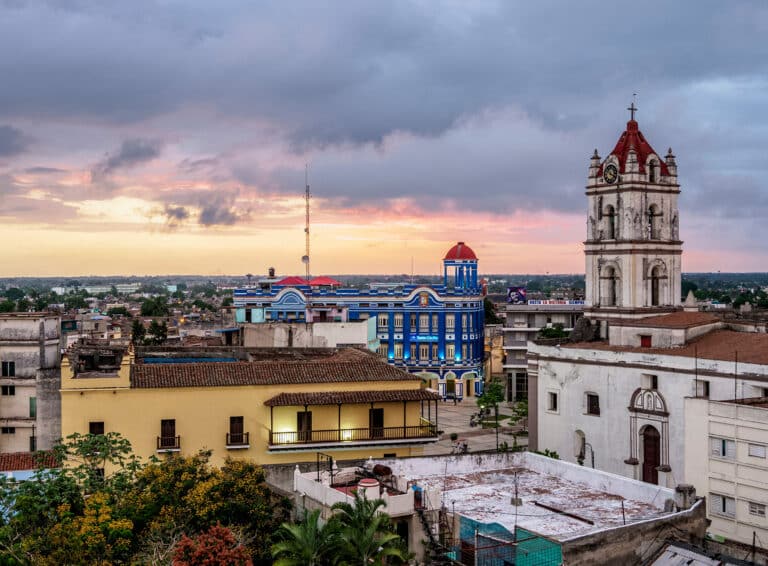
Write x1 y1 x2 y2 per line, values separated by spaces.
61 378 432 467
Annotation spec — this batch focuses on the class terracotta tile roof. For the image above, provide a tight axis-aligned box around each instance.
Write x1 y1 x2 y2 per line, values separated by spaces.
614 311 720 329
0 451 59 472
598 119 670 176
131 348 419 389
568 330 768 366
265 389 442 406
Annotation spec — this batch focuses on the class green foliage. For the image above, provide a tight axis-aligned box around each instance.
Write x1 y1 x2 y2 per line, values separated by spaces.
4 288 24 302
64 293 88 311
192 299 215 311
508 400 528 432
538 323 569 339
0 436 287 565
106 306 130 317
0 300 15 313
478 378 504 409
15 299 30 312
146 320 168 345
141 296 170 317
329 490 409 565
131 319 146 345
221 297 234 307
272 509 340 566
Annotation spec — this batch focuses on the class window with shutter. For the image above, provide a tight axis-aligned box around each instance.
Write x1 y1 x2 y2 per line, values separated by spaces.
710 437 722 457
725 496 736 517
749 502 766 518
748 444 766 458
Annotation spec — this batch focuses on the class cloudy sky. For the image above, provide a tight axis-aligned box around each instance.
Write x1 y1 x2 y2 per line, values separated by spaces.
1 1 767 276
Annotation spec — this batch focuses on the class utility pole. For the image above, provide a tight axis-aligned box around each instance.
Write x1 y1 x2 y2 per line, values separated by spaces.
302 164 311 280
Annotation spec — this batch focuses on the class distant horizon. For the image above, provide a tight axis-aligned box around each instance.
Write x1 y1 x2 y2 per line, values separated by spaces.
2 271 767 282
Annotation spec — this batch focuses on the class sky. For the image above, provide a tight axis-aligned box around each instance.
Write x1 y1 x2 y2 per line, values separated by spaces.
1 1 767 277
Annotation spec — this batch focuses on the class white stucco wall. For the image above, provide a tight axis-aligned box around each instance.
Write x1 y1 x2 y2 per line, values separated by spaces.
531 342 768 486
684 398 768 546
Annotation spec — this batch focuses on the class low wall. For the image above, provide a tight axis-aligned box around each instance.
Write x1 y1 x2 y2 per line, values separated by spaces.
561 498 708 566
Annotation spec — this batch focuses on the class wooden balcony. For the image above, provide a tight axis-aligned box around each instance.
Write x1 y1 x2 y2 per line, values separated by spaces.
226 432 250 449
157 435 181 452
269 423 438 449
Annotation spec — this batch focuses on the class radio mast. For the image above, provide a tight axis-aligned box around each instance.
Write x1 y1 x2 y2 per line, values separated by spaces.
301 164 311 280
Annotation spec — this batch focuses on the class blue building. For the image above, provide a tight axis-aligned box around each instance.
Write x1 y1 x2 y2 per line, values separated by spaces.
233 242 485 400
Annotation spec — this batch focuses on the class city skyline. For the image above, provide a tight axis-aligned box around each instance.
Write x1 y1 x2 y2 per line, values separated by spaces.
1 2 767 276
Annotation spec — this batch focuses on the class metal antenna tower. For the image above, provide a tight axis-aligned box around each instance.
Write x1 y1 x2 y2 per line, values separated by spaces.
301 164 311 280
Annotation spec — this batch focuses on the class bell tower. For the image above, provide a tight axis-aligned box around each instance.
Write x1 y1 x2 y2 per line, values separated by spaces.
584 103 682 330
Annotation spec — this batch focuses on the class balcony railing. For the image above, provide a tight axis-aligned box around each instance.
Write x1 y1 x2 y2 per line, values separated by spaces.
226 432 250 448
269 423 438 446
157 435 181 451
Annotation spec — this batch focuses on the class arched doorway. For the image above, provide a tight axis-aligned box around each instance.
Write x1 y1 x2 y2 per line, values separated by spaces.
641 425 661 484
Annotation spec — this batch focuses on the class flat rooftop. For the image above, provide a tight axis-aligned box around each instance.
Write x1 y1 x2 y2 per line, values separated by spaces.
381 453 675 541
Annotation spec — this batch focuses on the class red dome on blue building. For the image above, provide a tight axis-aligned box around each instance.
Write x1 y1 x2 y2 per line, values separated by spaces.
443 241 477 261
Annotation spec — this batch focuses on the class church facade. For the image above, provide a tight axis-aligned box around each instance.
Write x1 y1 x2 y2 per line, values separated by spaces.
528 111 768 496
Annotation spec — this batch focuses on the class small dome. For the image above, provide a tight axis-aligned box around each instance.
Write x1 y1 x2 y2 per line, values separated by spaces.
443 241 477 261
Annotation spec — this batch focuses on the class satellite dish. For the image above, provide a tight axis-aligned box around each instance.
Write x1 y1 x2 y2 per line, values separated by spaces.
301 255 310 264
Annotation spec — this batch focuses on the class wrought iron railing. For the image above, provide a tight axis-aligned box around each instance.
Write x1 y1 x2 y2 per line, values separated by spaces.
226 432 250 446
269 423 437 446
157 435 181 450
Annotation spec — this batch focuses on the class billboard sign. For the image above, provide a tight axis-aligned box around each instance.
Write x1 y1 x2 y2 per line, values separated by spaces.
507 287 527 304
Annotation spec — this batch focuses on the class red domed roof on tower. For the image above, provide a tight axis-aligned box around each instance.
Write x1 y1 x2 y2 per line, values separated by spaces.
444 242 477 261
599 119 669 177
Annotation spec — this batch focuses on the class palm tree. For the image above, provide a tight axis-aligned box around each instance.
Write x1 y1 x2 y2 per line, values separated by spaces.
271 508 339 566
331 490 409 565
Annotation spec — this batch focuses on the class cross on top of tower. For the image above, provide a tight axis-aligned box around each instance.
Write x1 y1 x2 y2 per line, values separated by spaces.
627 101 638 121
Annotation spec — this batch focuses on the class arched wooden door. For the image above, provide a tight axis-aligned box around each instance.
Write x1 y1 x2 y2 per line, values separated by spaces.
642 426 660 484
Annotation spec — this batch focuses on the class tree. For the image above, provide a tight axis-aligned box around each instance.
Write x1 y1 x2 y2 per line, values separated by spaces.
4 288 24 302
0 300 15 313
173 524 253 566
539 323 569 339
479 378 505 450
271 509 339 566
107 306 130 317
64 294 88 310
55 432 144 497
141 296 169 317
131 319 146 345
147 320 168 345
330 491 409 565
222 297 234 307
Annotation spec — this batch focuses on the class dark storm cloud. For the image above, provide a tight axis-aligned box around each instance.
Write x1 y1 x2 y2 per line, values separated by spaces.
1 0 767 230
0 125 29 156
24 166 66 174
164 205 190 221
91 138 163 180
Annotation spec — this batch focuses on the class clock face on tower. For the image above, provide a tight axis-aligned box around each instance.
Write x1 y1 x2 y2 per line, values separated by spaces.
603 163 618 184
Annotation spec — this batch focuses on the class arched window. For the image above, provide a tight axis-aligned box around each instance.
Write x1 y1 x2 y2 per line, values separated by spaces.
648 204 661 239
604 205 616 239
602 266 618 306
648 159 657 183
651 266 661 306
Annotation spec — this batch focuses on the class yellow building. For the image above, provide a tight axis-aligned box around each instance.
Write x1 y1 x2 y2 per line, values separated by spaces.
60 345 440 466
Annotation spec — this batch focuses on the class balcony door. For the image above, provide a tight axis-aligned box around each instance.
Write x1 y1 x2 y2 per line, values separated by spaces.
369 408 384 438
160 419 176 448
297 411 312 443
229 416 244 444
